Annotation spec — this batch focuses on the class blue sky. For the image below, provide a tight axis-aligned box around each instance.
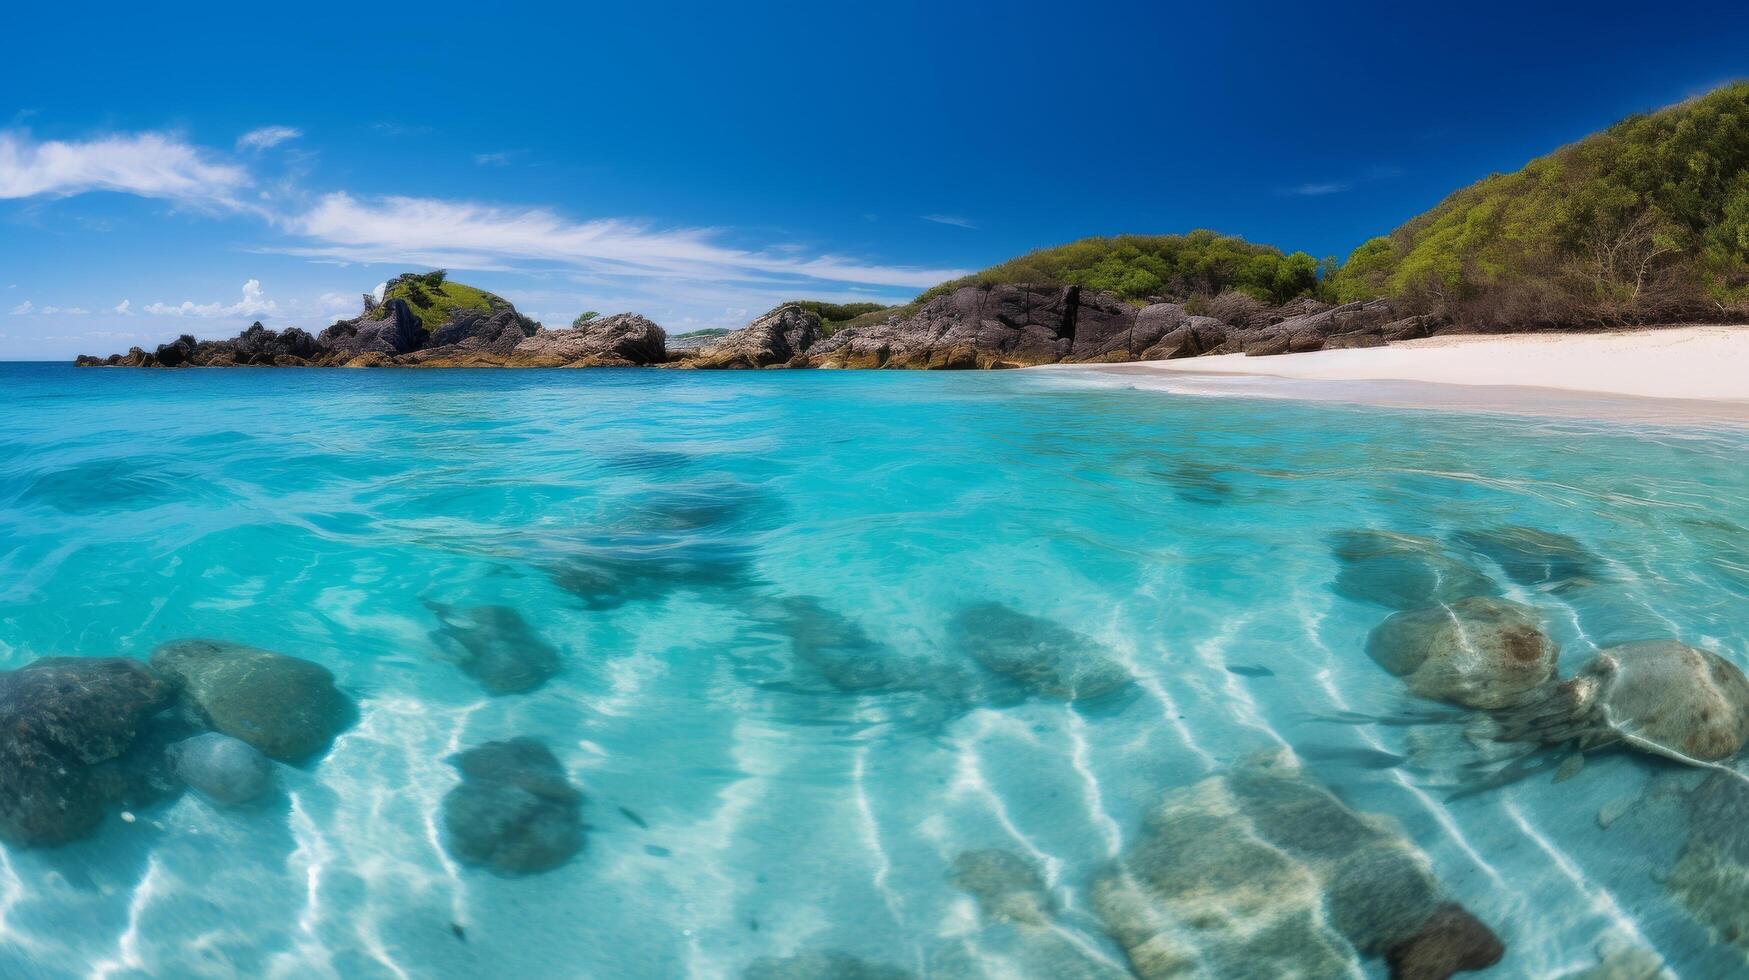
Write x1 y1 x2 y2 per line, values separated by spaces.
4 0 1748 359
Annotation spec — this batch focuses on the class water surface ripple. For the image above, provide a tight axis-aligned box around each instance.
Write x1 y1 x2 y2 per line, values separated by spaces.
1 363 1746 977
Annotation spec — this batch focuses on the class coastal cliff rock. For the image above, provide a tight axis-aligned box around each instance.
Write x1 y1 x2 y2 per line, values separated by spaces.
510 313 667 366
690 304 822 368
325 298 429 358
74 270 1421 370
402 308 537 366
806 284 1086 369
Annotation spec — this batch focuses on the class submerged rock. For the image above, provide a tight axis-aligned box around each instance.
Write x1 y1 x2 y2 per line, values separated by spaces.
168 732 274 805
1366 596 1559 709
1670 769 1749 962
1090 750 1502 979
778 597 978 700
741 951 914 980
547 536 756 609
1489 640 1749 765
150 639 358 763
1330 530 1500 610
952 603 1133 702
441 737 585 876
949 849 1054 926
1452 526 1605 588
0 657 174 845
426 602 562 695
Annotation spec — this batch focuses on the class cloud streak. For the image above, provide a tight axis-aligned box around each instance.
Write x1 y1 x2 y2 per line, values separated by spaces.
279 193 966 289
922 214 977 229
0 131 248 207
238 126 302 151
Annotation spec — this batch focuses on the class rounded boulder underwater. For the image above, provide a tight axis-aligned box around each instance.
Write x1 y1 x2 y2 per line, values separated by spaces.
169 732 274 805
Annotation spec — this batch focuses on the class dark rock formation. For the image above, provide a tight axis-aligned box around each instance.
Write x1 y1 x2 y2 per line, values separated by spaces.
426 602 562 695
441 737 584 876
0 657 174 846
402 309 538 366
167 732 275 805
328 299 428 358
807 284 1084 368
150 639 357 763
154 334 198 367
691 305 822 369
511 313 667 366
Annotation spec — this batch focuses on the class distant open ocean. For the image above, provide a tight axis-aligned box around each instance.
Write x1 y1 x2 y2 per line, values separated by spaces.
3 361 1747 977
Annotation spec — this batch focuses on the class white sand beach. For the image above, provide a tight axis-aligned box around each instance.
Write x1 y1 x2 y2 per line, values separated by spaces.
1092 325 1749 402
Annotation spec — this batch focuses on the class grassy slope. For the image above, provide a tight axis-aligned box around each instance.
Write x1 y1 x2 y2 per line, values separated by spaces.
1328 82 1749 324
916 231 1321 306
376 276 510 328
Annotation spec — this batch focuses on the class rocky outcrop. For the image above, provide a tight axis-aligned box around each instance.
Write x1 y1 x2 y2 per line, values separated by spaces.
510 313 667 366
0 657 175 846
76 274 1433 370
806 284 1082 368
401 308 537 366
441 737 585 876
150 639 358 763
325 298 428 358
690 305 821 369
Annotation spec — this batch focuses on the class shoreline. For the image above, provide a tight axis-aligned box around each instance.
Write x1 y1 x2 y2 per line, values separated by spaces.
1046 325 1749 425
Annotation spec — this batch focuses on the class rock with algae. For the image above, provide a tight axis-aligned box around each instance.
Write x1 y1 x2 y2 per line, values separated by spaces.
1365 596 1559 709
150 639 358 764
1089 749 1503 979
1488 641 1749 765
1451 525 1606 589
0 657 174 845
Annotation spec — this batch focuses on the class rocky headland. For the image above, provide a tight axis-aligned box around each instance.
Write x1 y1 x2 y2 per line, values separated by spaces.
76 277 1430 372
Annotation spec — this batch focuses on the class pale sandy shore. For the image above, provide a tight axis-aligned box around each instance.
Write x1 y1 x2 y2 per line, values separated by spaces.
1048 325 1749 423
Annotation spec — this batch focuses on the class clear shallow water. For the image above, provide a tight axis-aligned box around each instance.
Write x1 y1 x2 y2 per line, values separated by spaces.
1 362 1747 978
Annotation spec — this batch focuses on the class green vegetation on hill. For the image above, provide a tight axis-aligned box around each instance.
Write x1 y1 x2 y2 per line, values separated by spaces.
1328 82 1749 324
781 300 893 335
917 231 1321 306
375 270 512 327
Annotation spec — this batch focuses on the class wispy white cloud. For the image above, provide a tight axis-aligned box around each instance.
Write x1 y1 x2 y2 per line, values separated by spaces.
278 193 966 289
237 125 302 151
1284 181 1350 197
922 214 977 229
8 300 90 315
144 279 278 317
114 299 131 315
1279 165 1404 198
0 131 249 207
473 152 513 166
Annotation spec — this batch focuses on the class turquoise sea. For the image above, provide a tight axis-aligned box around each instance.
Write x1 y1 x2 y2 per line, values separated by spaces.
3 361 1748 978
